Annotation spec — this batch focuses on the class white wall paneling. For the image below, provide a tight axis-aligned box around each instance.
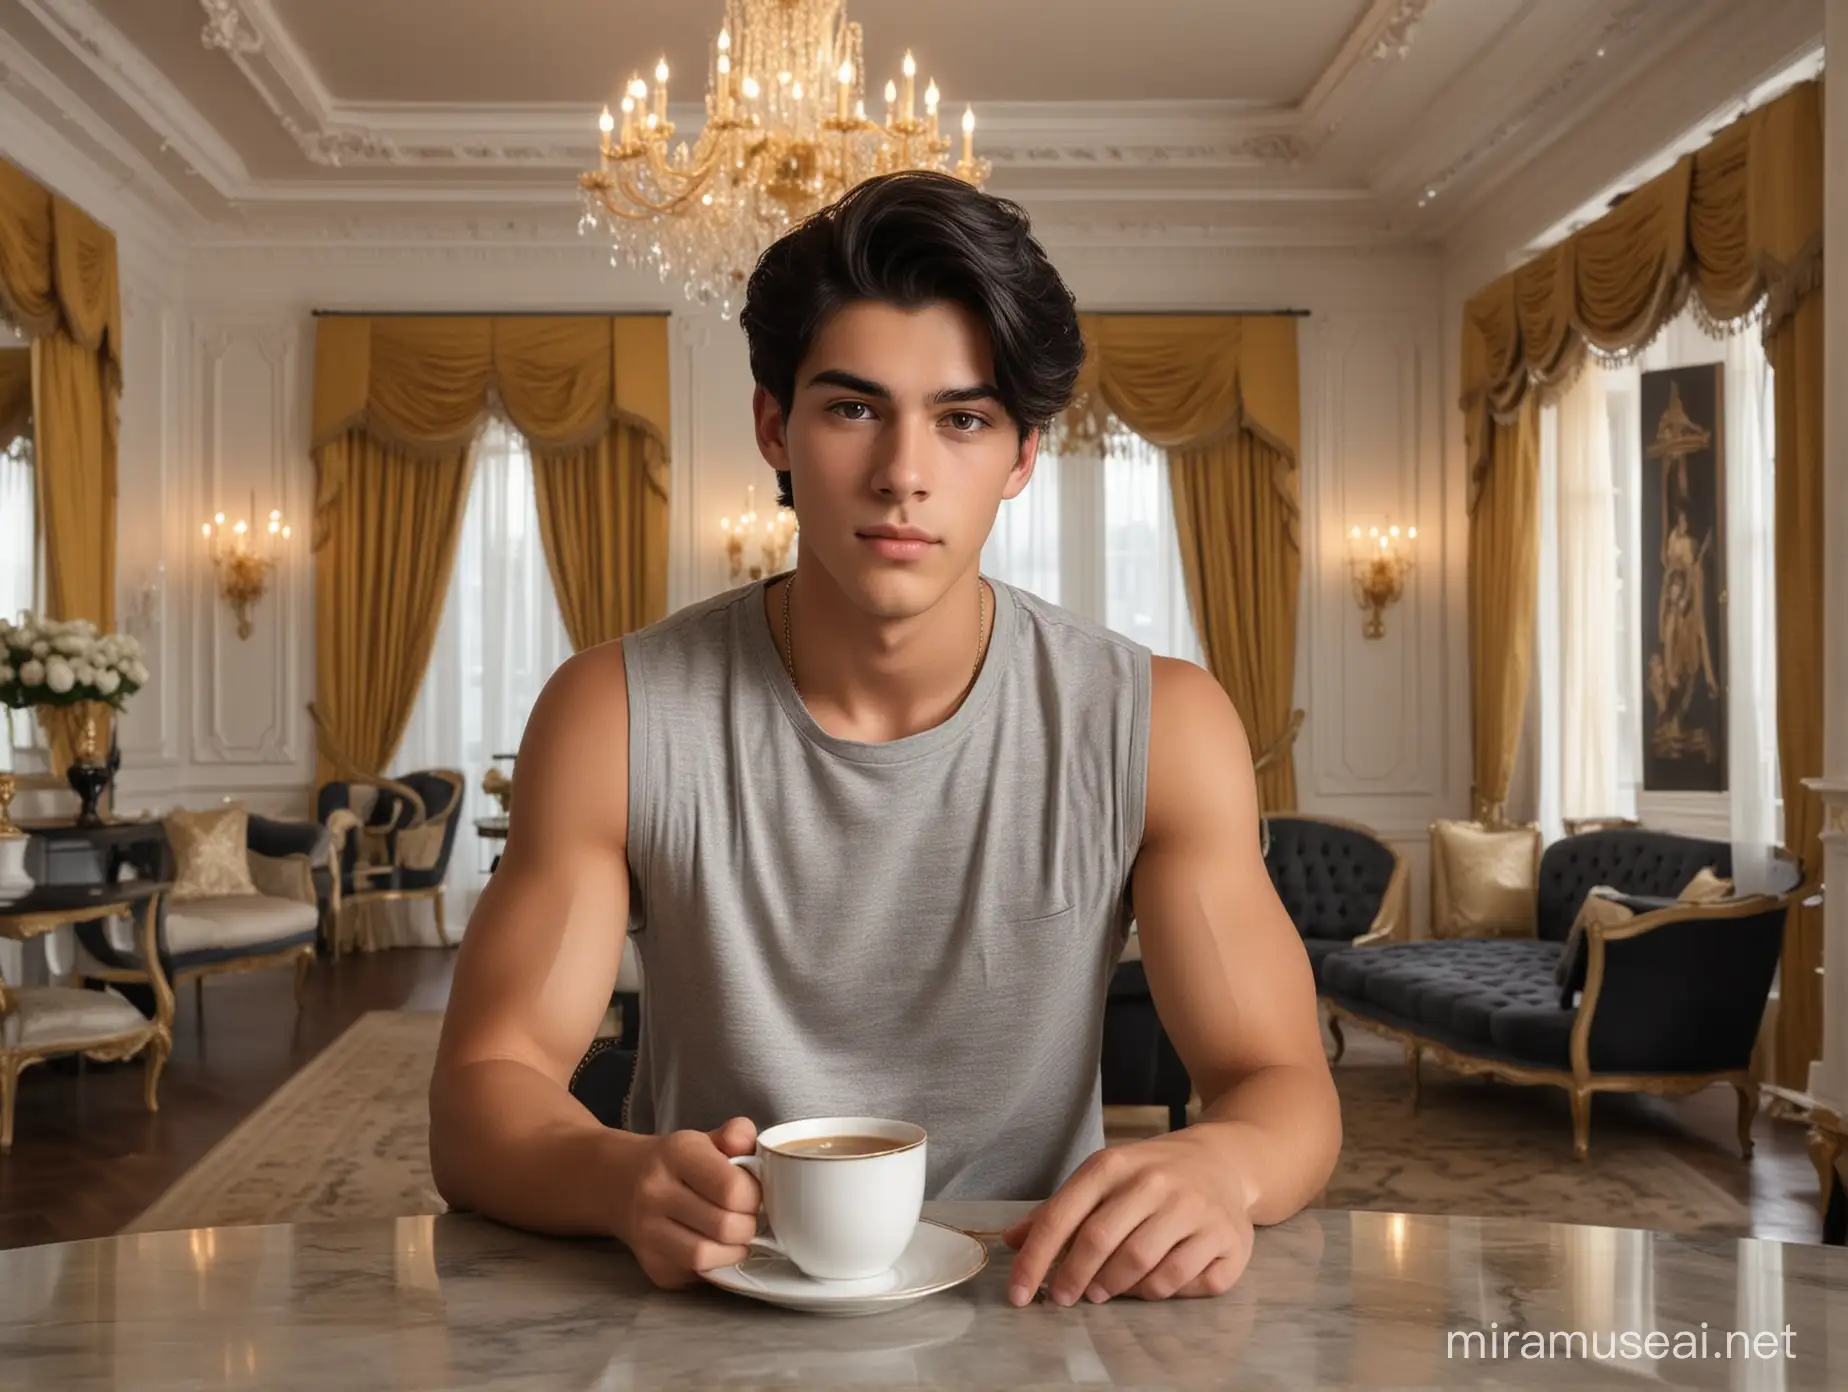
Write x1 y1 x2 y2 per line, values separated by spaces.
189 319 304 769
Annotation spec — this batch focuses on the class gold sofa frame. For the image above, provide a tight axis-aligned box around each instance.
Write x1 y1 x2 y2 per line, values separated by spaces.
0 889 174 1151
1323 891 1794 1161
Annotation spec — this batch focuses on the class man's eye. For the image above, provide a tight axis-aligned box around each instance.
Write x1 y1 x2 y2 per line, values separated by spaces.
945 411 988 433
830 401 875 421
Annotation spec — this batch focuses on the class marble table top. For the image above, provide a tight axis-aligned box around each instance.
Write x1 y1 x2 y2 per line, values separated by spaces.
3 1201 1846 1389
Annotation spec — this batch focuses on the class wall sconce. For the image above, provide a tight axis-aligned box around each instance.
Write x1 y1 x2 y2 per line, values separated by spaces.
202 491 289 640
1347 521 1416 639
721 482 798 582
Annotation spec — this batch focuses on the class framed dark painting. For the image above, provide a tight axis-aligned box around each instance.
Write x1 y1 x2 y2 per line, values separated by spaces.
1638 363 1726 792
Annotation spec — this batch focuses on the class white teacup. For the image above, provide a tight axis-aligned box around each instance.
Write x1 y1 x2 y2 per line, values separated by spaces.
729 1116 927 1281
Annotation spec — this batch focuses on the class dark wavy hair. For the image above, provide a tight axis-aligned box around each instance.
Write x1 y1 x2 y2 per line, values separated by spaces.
740 170 1084 510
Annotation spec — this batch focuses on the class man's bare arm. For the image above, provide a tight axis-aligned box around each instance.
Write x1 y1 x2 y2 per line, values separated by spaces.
427 641 643 1236
1130 657 1341 1223
1004 657 1341 1304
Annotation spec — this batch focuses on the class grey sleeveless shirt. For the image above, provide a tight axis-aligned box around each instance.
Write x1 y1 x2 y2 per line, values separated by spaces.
620 574 1151 1199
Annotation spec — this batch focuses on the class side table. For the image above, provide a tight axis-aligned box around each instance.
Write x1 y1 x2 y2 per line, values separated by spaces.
0 881 174 1150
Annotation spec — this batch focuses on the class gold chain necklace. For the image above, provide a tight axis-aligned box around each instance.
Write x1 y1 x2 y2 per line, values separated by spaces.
780 574 988 701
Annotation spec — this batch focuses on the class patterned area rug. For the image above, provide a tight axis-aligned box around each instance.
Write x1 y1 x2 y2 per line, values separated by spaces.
122 1011 1751 1237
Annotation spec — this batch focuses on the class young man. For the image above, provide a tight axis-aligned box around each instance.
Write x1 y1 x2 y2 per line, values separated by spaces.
429 171 1340 1307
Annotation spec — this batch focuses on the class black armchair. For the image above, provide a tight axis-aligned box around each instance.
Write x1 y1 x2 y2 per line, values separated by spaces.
1265 815 1408 994
315 769 465 956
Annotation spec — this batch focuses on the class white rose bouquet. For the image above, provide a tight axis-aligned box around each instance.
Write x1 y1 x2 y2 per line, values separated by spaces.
0 612 148 712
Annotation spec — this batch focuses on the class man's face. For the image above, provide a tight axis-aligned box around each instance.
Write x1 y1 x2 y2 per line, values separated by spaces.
752 299 1037 619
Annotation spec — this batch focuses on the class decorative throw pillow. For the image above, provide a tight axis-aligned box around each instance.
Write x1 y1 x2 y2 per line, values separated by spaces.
1678 866 1735 903
1429 820 1543 939
165 803 257 903
1554 886 1635 1006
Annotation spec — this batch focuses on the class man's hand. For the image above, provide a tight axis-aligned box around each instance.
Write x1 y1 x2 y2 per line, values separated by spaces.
1002 1130 1254 1306
611 1117 764 1289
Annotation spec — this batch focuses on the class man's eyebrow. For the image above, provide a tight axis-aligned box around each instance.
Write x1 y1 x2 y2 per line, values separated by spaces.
804 368 890 398
803 369 1002 406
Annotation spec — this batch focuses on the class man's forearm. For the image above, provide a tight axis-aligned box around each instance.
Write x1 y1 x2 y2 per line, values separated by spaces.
429 1058 646 1238
1189 1062 1342 1225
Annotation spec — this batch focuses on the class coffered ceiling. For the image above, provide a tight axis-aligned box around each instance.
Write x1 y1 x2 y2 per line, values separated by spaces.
0 0 1824 248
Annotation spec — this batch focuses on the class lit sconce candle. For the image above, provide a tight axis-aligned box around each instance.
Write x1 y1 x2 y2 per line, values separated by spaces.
925 79 940 140
742 73 760 103
653 57 669 122
1347 521 1415 639
618 95 634 142
902 50 916 123
884 79 897 126
837 59 853 121
961 106 975 165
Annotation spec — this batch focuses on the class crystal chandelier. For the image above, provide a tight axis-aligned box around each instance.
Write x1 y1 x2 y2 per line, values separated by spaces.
579 0 990 318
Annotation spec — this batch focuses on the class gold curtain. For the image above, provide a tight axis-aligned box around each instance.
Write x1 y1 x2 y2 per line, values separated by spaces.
1062 314 1302 808
1457 79 1823 1084
0 158 123 774
311 430 474 778
1465 401 1540 824
528 316 671 651
0 348 29 446
309 314 672 779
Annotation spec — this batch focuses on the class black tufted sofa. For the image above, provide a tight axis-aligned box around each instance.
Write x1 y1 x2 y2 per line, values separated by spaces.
1098 815 1405 1130
1319 828 1796 1159
1265 816 1409 983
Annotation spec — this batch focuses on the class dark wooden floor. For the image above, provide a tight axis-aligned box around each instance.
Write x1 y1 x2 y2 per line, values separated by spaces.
0 947 457 1250
0 949 1829 1250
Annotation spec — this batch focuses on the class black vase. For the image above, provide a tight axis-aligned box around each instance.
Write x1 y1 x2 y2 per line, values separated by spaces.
67 759 112 828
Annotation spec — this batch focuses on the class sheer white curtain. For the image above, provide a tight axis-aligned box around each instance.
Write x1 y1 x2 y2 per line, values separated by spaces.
1537 368 1628 839
981 444 1062 605
379 417 574 946
982 422 1205 665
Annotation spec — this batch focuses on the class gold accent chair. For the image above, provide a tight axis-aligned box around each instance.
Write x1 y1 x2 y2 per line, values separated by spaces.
1 886 174 1151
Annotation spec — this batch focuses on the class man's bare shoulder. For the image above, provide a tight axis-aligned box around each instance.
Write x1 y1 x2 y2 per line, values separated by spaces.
511 639 630 849
1143 656 1253 845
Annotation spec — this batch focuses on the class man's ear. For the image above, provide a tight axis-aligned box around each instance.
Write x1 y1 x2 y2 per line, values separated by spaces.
753 386 790 470
1000 426 1041 501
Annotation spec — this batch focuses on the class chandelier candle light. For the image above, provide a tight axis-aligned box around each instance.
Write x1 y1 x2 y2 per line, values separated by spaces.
580 0 990 317
202 491 290 640
1347 523 1416 640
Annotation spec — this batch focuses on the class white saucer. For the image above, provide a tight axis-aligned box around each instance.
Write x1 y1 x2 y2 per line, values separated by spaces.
701 1219 989 1317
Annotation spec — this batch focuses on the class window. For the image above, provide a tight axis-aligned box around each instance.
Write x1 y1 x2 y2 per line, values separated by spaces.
392 418 574 936
1537 307 1781 876
1 434 39 772
981 420 1205 665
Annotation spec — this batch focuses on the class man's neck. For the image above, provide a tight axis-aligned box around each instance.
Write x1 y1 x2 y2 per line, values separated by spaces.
765 564 990 743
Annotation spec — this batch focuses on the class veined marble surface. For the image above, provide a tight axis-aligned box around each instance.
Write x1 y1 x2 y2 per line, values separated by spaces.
2 1200 1846 1389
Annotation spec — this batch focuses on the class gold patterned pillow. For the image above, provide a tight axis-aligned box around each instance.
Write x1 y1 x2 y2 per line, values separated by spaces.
1677 866 1735 903
1429 819 1543 939
165 804 257 903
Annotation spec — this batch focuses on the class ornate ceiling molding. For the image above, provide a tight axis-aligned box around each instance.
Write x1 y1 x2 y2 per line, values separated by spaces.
1369 1 1431 62
1405 0 1657 211
183 0 1411 175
